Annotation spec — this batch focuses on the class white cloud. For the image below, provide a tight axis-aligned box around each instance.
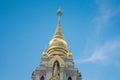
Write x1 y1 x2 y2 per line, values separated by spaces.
74 0 120 65
75 0 120 64
92 0 120 33
75 41 120 63
92 1 111 34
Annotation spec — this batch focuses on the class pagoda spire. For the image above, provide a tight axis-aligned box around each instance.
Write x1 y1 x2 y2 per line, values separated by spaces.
49 8 67 48
42 8 72 57
53 8 64 39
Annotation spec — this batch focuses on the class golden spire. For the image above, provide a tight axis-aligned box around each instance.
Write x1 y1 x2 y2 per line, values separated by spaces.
49 8 67 49
53 8 64 39
43 8 72 57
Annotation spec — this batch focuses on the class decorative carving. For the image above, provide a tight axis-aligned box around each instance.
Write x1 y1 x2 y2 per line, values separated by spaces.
47 55 66 67
49 62 60 80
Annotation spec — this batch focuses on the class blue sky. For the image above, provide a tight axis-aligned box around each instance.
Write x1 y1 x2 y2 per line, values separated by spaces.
0 0 120 80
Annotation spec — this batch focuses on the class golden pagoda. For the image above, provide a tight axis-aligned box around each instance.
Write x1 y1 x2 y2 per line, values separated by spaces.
32 8 82 80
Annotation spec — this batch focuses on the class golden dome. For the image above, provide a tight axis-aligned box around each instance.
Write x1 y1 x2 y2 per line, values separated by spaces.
49 21 67 49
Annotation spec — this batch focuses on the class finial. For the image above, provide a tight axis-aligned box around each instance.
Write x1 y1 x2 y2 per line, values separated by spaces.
57 8 62 17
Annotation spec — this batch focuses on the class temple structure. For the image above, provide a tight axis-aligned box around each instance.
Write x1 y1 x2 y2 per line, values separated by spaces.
32 8 82 80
